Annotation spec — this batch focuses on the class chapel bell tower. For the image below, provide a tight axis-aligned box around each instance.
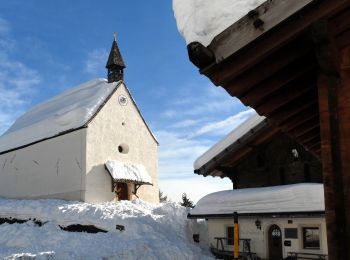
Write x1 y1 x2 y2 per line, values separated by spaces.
106 33 126 83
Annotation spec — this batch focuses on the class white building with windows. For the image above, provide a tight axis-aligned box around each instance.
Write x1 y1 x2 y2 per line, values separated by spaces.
0 39 159 203
189 184 327 260
189 114 327 259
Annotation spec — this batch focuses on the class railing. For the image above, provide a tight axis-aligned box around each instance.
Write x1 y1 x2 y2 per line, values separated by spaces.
287 252 327 260
211 237 259 260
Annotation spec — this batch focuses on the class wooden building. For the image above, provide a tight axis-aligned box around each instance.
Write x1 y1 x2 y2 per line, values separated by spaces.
184 1 350 259
194 113 322 189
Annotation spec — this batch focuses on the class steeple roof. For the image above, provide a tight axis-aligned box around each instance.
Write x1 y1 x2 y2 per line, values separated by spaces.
106 38 126 69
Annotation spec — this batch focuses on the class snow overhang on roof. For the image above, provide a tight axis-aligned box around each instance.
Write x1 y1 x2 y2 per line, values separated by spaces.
194 112 266 171
189 183 325 218
173 0 267 47
105 160 153 185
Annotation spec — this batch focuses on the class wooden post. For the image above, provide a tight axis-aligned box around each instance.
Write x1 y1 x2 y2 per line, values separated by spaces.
218 167 238 189
313 21 350 260
232 173 238 190
339 46 350 251
233 212 239 260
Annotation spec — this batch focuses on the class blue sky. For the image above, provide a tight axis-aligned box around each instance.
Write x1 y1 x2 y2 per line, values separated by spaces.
0 1 252 202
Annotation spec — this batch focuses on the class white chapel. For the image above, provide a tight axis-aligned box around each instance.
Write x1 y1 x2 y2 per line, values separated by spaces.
0 38 159 203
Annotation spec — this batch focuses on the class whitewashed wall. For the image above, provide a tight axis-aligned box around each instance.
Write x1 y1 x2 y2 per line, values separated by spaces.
0 129 86 201
207 217 328 259
85 83 159 203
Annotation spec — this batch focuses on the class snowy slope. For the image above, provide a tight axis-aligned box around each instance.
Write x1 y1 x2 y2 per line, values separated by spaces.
0 79 120 153
173 0 266 46
190 183 324 216
0 198 213 259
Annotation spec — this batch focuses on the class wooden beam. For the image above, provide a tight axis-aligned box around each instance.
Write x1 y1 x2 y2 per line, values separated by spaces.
279 107 318 132
221 38 313 96
303 135 321 148
203 0 350 81
296 127 320 144
313 20 349 260
329 6 350 36
208 0 316 63
290 117 320 138
255 79 316 116
338 46 350 258
240 59 316 107
308 141 321 151
335 28 350 50
318 73 347 260
266 91 318 123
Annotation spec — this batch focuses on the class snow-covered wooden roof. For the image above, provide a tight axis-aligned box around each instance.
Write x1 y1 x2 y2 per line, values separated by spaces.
0 79 157 154
189 183 324 218
173 0 266 47
105 160 152 185
194 112 266 170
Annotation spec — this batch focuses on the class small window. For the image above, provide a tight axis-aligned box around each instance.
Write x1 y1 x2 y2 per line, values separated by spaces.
227 226 234 245
303 227 320 249
285 228 298 239
118 143 129 154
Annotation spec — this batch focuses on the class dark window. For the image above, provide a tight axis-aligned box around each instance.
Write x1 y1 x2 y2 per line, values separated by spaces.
303 227 320 249
227 226 234 245
285 228 298 239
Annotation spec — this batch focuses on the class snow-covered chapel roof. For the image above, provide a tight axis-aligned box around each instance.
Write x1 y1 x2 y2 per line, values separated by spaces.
0 78 157 154
189 183 325 218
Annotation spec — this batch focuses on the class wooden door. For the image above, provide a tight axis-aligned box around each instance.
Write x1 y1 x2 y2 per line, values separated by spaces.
116 182 129 200
268 225 283 260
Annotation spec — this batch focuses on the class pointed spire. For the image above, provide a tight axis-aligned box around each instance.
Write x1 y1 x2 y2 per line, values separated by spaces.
106 33 126 83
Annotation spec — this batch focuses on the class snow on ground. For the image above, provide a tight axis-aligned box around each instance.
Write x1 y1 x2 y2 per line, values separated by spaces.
190 183 324 216
0 198 213 260
173 0 266 46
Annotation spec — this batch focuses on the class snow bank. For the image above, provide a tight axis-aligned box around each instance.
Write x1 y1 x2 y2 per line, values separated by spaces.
0 198 213 259
0 79 120 153
194 112 265 170
106 160 152 185
190 183 324 216
173 0 266 46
